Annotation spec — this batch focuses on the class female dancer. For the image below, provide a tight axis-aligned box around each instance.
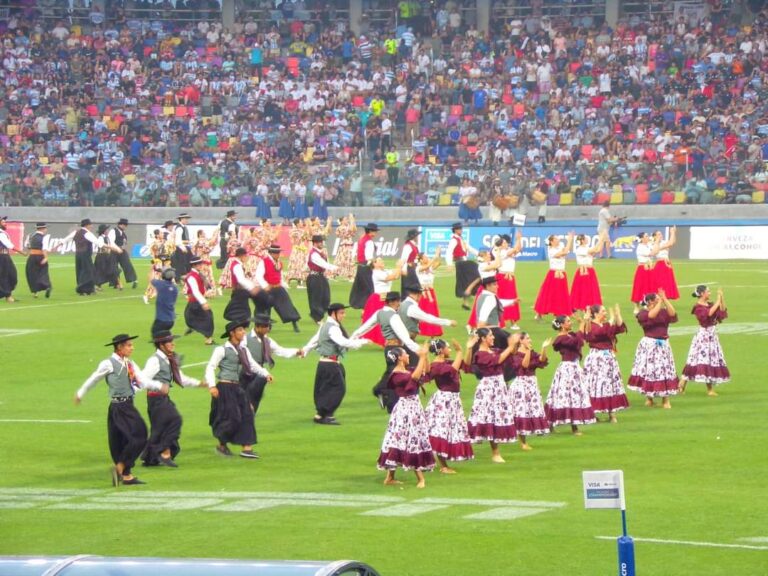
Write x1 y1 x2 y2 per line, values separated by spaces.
217 231 242 293
507 332 551 451
143 229 173 304
333 214 357 281
417 248 443 337
378 346 435 488
631 232 655 312
293 179 310 220
255 178 272 219
286 219 310 288
458 177 482 223
494 232 523 330
570 234 605 312
651 226 679 300
192 229 219 298
360 257 403 346
583 304 629 423
277 179 294 224
244 227 262 278
424 339 474 473
680 285 730 396
466 328 518 463
534 232 574 320
466 250 502 329
311 180 329 221
545 315 596 435
627 290 679 408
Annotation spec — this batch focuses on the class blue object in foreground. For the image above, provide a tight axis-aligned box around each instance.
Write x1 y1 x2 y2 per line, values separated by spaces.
0 556 381 576
617 536 636 576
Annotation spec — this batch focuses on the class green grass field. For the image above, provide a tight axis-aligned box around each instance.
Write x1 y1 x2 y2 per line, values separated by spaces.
1 256 766 575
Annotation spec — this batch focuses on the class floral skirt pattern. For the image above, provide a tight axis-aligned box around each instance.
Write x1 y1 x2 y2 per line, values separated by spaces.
682 326 730 385
377 395 436 472
545 361 596 426
425 390 474 461
467 374 517 443
583 349 629 413
333 242 356 281
508 375 551 436
627 337 679 396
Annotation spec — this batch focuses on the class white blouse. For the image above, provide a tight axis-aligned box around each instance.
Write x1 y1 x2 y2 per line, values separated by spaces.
495 247 517 274
636 243 652 264
417 266 435 287
575 245 593 267
372 268 392 293
547 246 566 271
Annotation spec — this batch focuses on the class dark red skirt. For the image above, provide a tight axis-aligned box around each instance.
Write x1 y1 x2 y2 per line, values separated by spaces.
496 272 521 322
570 267 602 312
631 265 655 303
418 287 443 337
361 292 385 346
534 270 572 316
652 260 679 300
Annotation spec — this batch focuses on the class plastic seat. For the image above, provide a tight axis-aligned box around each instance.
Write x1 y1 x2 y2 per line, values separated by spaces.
610 190 623 204
661 191 674 204
674 191 686 203
559 192 573 205
753 190 765 203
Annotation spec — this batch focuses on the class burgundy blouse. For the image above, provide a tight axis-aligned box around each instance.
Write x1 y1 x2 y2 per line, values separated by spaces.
472 350 504 377
553 332 584 361
428 361 461 393
387 370 420 398
692 303 728 328
585 322 627 350
636 309 677 339
511 350 549 377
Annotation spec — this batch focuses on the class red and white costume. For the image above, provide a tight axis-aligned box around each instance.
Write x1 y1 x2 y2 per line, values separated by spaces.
534 246 572 317
630 242 654 303
651 244 679 299
417 263 442 337
360 268 393 346
495 246 521 324
570 244 602 311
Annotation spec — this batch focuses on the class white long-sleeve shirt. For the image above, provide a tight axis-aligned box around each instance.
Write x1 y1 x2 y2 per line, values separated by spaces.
76 353 165 400
445 236 478 265
350 308 419 353
0 229 14 250
302 318 368 356
185 273 208 305
477 294 517 325
144 350 200 388
64 228 99 247
400 243 416 273
242 331 300 359
310 250 338 271
174 225 190 251
204 341 270 388
231 259 257 291
401 296 452 327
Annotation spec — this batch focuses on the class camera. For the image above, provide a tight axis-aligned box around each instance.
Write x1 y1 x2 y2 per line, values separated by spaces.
616 216 628 227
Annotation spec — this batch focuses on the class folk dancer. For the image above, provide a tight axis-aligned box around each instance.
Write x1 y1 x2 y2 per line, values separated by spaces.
172 213 192 280
216 210 238 270
109 218 138 289
94 224 123 291
306 234 339 324
650 227 679 300
286 219 310 288
74 333 168 486
141 330 206 467
192 229 219 298
630 232 655 312
359 256 403 346
445 222 479 310
183 257 215 345
0 215 22 302
507 333 552 451
143 227 173 303
302 303 368 425
25 222 52 298
416 248 444 337
278 179 294 224
399 228 422 293
570 234 605 312
254 244 301 332
68 218 99 296
534 233 574 319
494 232 523 329
222 247 261 323
332 214 357 281
349 223 379 309
206 319 271 459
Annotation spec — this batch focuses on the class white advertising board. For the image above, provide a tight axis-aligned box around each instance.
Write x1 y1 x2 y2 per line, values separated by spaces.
583 470 626 510
689 226 768 260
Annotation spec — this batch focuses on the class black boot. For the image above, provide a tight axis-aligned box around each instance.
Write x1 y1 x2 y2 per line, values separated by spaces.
292 321 300 333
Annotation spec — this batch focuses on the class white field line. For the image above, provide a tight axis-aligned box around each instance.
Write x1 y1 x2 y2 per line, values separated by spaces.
0 419 92 424
740 538 768 543
595 536 768 551
0 295 140 312
0 329 41 338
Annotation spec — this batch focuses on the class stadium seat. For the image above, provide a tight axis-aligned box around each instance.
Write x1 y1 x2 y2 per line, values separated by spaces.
163 106 175 116
612 184 623 196
595 192 610 205
623 190 636 204
438 193 452 206
635 183 648 196
559 192 573 205
661 191 674 204
450 105 463 116
649 191 662 204
635 187 649 204
610 190 623 204
674 191 686 203
753 190 765 203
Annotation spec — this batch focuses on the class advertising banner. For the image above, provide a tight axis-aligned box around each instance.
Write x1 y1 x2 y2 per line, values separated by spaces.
689 226 768 260
419 227 470 256
4 221 24 251
582 470 626 510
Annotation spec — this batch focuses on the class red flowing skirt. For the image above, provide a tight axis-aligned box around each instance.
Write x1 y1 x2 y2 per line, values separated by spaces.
631 265 655 303
418 288 443 337
496 272 521 322
534 270 572 316
570 267 602 312
652 260 679 300
361 292 385 346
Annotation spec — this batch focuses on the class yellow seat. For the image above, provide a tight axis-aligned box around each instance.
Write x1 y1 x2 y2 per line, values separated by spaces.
612 184 623 195
559 192 573 205
674 191 686 204
163 106 175 116
445 186 459 195
438 193 453 206
753 190 765 203
610 191 623 204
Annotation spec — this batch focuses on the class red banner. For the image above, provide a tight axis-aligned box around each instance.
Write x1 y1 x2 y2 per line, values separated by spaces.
5 221 24 251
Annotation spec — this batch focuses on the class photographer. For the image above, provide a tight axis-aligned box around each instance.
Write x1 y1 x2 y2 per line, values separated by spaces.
597 201 624 259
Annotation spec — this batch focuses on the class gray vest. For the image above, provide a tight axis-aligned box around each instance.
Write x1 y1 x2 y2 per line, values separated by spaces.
105 356 134 398
478 291 501 326
398 299 419 335
217 345 242 381
379 307 398 340
153 352 173 385
316 321 345 357
244 333 274 368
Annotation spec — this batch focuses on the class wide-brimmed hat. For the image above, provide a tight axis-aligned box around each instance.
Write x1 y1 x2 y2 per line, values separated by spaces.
481 275 498 286
178 212 191 220
451 222 463 231
163 220 174 227
364 223 379 232
267 244 281 254
327 303 347 314
152 330 178 344
81 218 92 227
311 234 325 243
405 228 420 240
221 319 250 339
117 218 129 226
385 291 401 302
104 333 138 347
35 222 47 229
253 314 274 327
226 209 237 217
189 256 204 266
403 284 422 294
97 224 109 234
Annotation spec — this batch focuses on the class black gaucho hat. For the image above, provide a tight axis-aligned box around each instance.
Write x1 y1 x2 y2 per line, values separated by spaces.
221 319 250 339
451 222 463 232
327 303 347 314
311 234 325 243
226 209 237 217
105 333 138 347
118 218 129 226
152 330 178 344
364 223 379 232
405 228 420 240
253 314 274 326
481 275 498 287
81 218 92 227
384 291 401 302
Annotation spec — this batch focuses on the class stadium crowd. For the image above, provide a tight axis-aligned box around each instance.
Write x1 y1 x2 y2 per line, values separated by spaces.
1 0 768 210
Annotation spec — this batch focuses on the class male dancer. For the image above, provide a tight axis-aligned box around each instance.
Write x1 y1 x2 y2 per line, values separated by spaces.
0 215 22 302
349 223 378 309
217 209 238 269
183 256 215 345
172 213 192 280
25 222 52 298
254 244 301 332
445 222 479 310
109 218 138 288
306 234 338 324
223 247 261 322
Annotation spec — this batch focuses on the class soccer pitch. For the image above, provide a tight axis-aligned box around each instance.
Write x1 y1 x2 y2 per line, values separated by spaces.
0 256 765 576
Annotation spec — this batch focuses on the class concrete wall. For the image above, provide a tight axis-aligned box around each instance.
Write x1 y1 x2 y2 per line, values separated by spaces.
4 204 768 226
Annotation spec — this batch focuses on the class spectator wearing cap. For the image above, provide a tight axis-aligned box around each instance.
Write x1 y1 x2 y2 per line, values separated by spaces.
302 303 369 425
64 218 99 296
184 256 215 345
206 319 271 459
0 215 22 303
141 330 206 468
254 244 302 332
217 210 239 270
25 222 52 299
240 313 302 417
349 223 379 309
306 234 339 324
109 218 138 289
74 333 168 486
